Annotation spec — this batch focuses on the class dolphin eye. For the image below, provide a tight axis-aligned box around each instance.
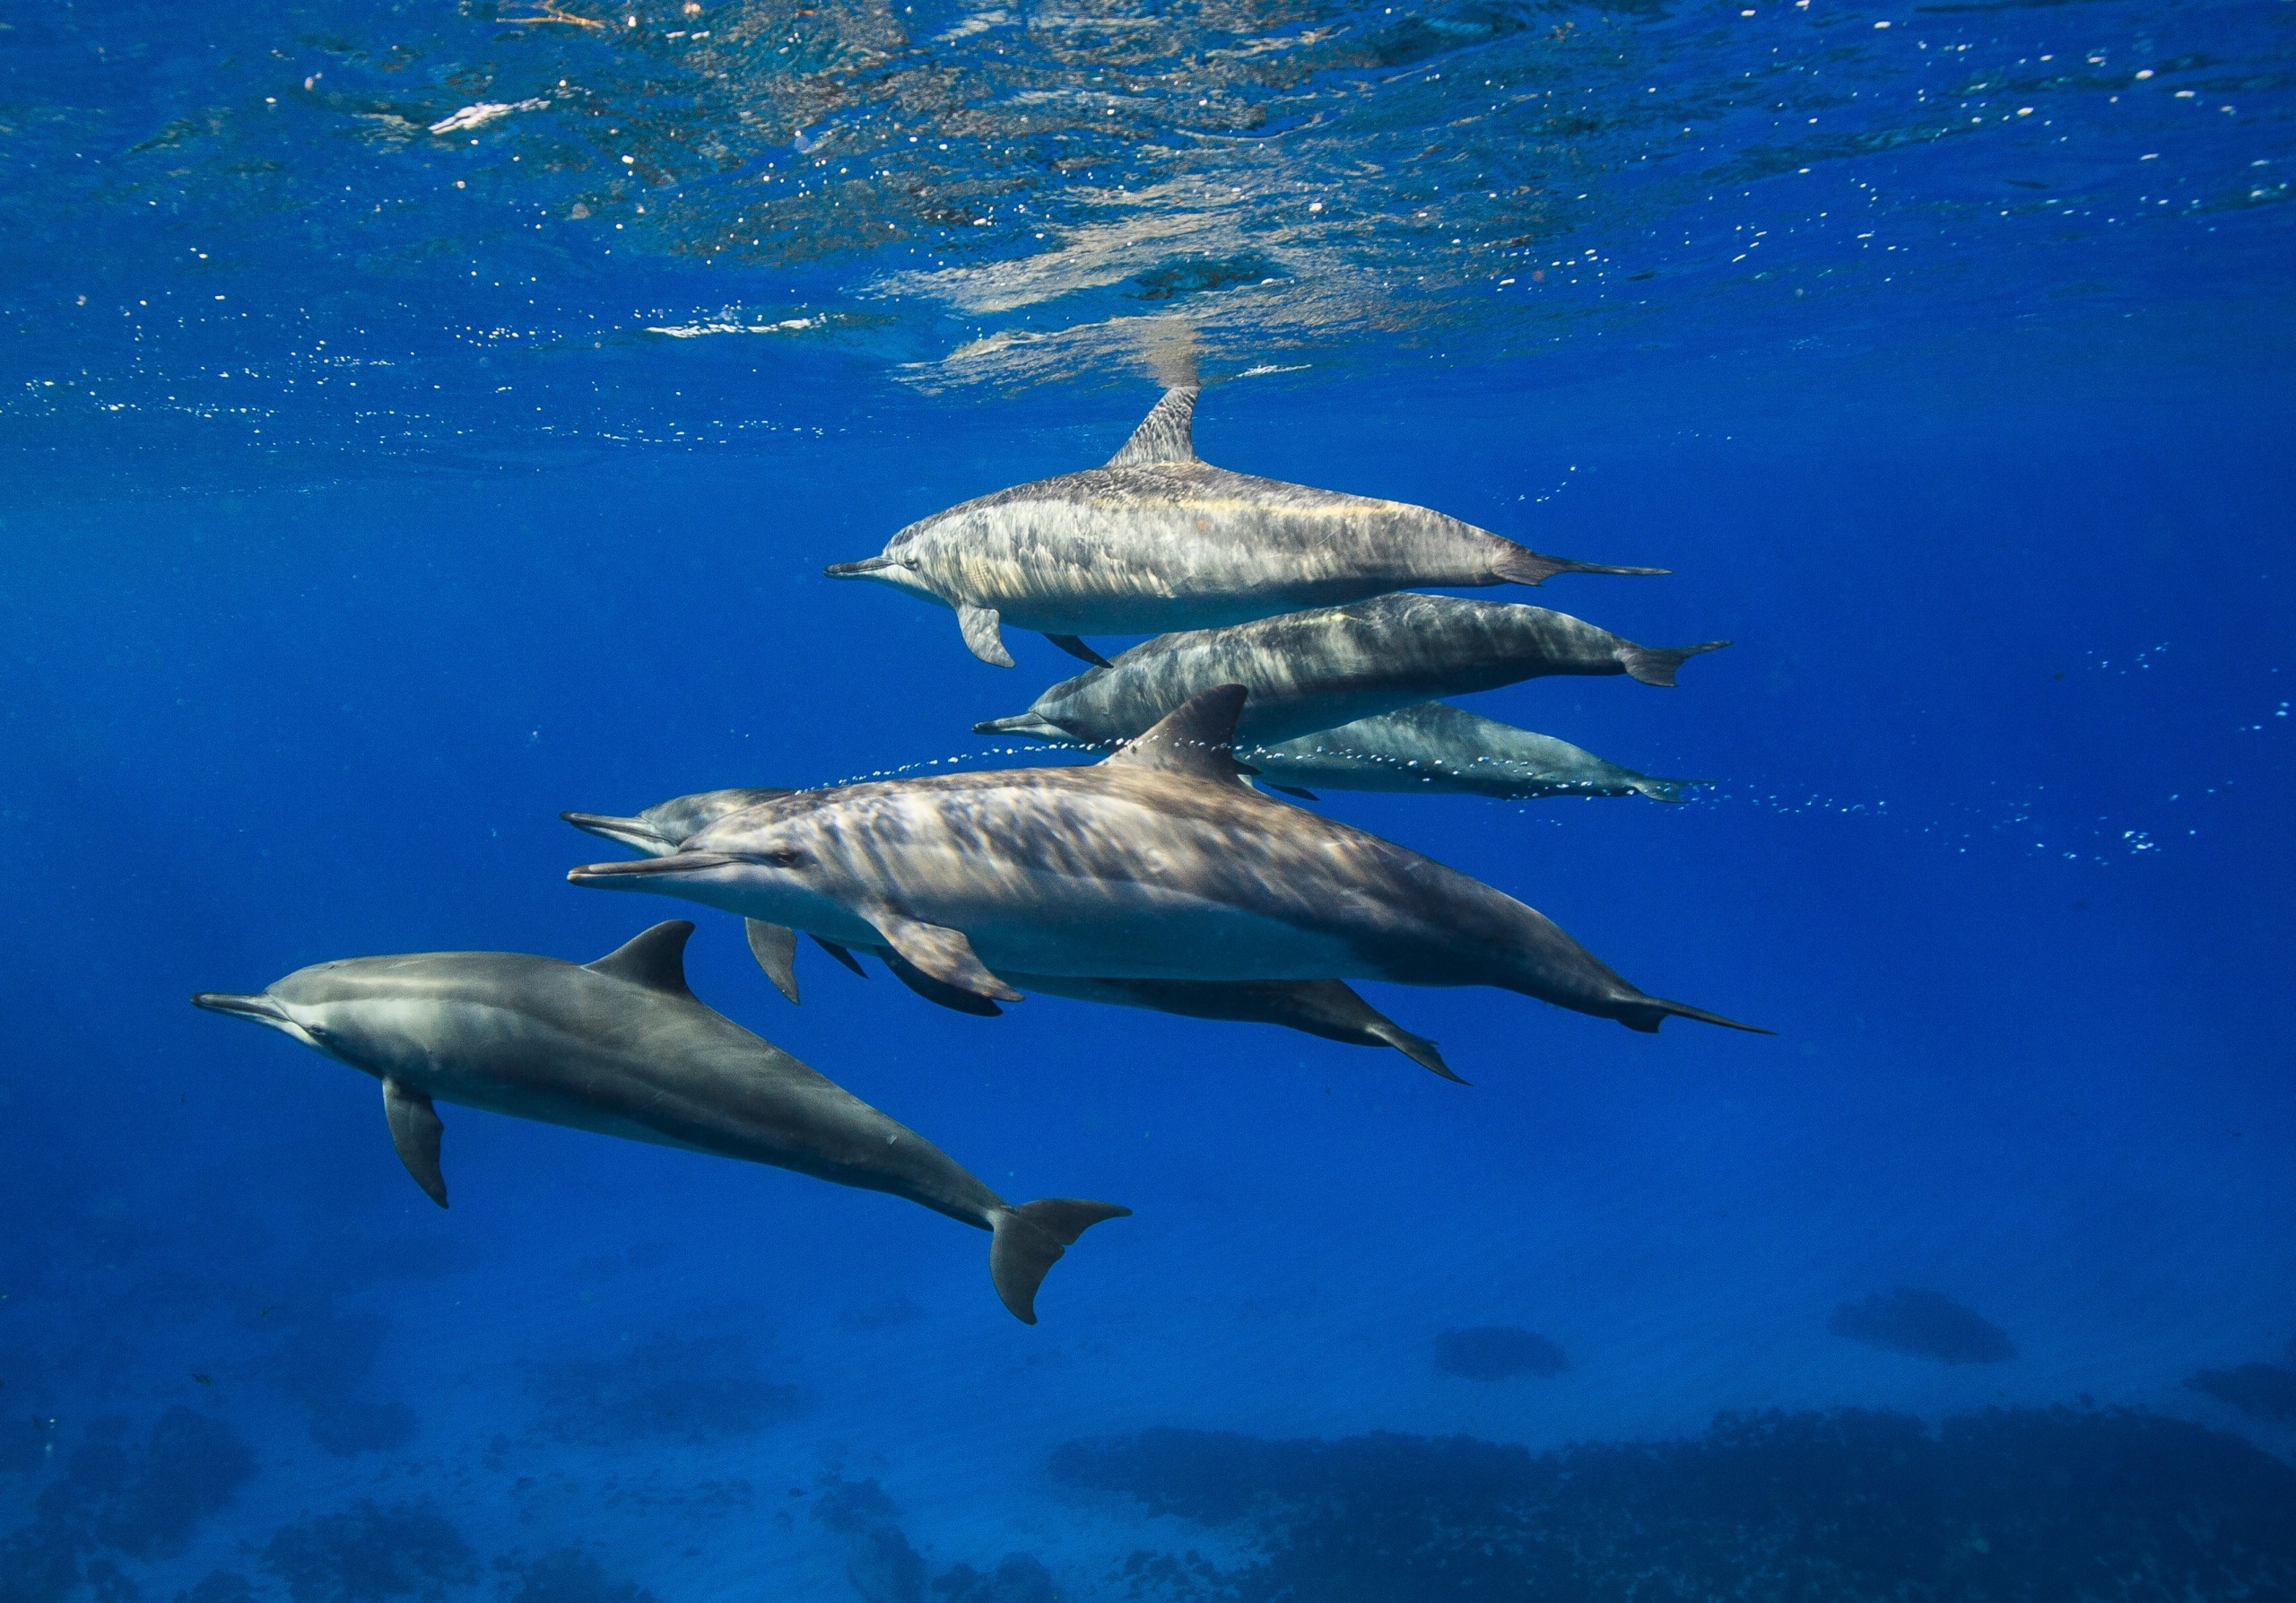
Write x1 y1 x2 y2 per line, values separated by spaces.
762 849 806 869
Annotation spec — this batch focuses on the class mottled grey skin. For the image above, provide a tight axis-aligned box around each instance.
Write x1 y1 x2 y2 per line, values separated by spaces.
823 388 1661 666
568 687 1762 1037
565 790 1457 1078
976 594 1730 750
191 923 1126 1322
1248 702 1704 805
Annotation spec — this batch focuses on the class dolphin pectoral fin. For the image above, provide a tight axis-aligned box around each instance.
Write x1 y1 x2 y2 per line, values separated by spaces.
1102 684 1249 784
1621 640 1730 688
744 919 801 1004
988 1199 1131 1324
879 947 1004 1017
956 605 1015 668
1361 1019 1465 1084
1043 633 1113 668
1104 387 1199 469
1268 784 1319 800
812 936 869 978
381 1078 448 1209
869 912 1024 1003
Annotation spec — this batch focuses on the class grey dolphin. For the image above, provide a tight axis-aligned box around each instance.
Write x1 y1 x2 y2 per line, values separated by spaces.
973 593 1729 750
1247 702 1705 805
567 687 1766 1038
567 790 1457 1079
191 922 1126 1323
822 387 1663 668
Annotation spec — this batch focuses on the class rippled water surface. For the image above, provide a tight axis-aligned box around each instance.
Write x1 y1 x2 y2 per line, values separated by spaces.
4 0 2293 1598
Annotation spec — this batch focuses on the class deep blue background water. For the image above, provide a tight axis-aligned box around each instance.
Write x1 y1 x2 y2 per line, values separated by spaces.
4 0 2293 1597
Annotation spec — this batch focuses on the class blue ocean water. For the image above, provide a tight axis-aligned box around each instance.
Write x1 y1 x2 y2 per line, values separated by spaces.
4 0 2295 1597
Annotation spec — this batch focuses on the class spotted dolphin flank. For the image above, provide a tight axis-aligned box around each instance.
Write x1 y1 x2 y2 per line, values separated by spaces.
192 922 1126 1323
1246 701 1705 804
975 593 1730 750
565 791 1458 1079
568 686 1765 1038
823 387 1663 668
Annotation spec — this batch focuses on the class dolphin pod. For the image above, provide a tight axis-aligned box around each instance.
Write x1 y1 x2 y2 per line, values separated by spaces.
569 686 1765 1037
565 789 1458 1079
197 384 1758 1322
192 922 1126 1322
974 593 1727 751
1246 701 1705 805
823 387 1663 668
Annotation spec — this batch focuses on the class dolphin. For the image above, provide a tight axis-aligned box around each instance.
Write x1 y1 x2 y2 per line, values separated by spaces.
973 593 1730 751
1246 702 1705 805
822 387 1664 668
567 687 1766 1037
191 922 1126 1323
566 792 1457 1079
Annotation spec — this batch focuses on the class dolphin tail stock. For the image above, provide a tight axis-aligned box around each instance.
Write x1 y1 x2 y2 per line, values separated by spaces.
1492 544 1671 587
1614 995 1774 1035
1621 640 1731 688
988 1198 1132 1324
1631 775 1711 805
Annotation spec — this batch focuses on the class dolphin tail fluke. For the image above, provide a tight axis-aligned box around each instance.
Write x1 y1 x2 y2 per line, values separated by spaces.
1631 776 1710 805
1622 640 1730 688
1619 996 1774 1035
1492 544 1671 586
989 1199 1131 1324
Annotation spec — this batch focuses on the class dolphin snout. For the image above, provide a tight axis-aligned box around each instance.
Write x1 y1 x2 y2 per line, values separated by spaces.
561 811 674 856
192 991 289 1024
567 852 740 888
973 713 1074 742
823 557 896 578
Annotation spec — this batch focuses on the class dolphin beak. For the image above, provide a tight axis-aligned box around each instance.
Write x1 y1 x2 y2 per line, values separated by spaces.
973 712 1073 741
823 557 895 578
561 811 675 856
568 852 739 888
192 991 290 1024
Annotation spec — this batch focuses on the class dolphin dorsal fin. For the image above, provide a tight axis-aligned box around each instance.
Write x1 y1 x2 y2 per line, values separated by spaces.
1105 388 1199 468
586 920 696 995
1102 684 1248 782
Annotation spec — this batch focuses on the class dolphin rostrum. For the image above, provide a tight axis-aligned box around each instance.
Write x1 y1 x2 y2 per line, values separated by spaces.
1246 702 1706 805
567 688 1765 1038
973 593 1730 750
823 387 1664 667
565 793 1457 1079
191 922 1127 1323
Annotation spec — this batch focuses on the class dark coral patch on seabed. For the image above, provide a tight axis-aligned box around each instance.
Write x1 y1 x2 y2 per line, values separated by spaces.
1830 1287 2016 1364
2184 1334 2296 1425
1433 1326 1568 1381
1052 1407 2296 1602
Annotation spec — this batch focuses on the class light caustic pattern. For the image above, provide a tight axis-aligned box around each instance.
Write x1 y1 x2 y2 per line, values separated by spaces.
3 0 2290 460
